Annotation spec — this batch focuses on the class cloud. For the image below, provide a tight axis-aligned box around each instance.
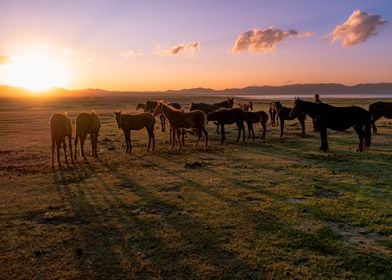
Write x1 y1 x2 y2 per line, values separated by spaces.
0 56 10 64
331 10 388 47
119 49 143 58
232 27 311 54
156 41 200 57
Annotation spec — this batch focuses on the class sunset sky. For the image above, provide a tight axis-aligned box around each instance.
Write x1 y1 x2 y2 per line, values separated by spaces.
0 0 391 91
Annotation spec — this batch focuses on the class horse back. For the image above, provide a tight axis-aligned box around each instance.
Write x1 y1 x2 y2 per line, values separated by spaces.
76 112 101 134
369 101 392 118
323 106 371 131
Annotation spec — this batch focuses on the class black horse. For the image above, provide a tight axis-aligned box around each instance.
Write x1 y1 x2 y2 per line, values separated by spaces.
290 98 371 152
207 108 245 144
278 106 306 138
243 111 269 139
369 101 392 133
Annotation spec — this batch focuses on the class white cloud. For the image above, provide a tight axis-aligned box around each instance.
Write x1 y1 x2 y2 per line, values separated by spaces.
119 49 143 58
331 10 388 47
156 41 200 57
232 27 311 54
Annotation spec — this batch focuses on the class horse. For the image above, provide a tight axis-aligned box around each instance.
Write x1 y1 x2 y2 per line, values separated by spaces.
207 108 245 144
243 111 269 139
290 98 371 152
136 101 181 132
369 101 392 133
269 101 282 125
114 111 155 153
153 101 208 150
74 112 101 160
190 97 234 114
49 113 73 167
278 106 306 138
191 98 235 135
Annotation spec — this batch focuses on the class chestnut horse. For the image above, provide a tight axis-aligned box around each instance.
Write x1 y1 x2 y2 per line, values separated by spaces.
114 111 155 153
369 101 392 133
74 112 101 160
269 101 282 125
49 113 73 167
153 101 208 150
136 101 181 132
290 98 371 152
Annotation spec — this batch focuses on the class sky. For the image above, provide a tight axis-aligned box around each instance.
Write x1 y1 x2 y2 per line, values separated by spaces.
0 0 391 91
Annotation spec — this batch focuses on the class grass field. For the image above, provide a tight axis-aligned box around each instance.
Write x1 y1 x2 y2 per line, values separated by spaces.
0 95 391 279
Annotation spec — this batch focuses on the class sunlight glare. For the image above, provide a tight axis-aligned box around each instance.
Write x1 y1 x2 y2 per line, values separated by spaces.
5 51 70 92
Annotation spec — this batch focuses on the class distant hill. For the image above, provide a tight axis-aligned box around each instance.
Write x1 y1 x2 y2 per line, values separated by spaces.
1 83 392 98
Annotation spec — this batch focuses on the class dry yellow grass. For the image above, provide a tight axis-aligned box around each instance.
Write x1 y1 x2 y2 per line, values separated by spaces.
0 95 391 279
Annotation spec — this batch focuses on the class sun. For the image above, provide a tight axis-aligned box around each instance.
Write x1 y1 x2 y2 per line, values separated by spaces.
4 50 70 92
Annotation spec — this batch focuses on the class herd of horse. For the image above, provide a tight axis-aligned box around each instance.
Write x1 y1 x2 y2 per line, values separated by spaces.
49 98 392 167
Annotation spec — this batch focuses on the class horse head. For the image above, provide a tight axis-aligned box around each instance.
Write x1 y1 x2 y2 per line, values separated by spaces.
153 101 164 117
289 98 302 119
113 111 122 129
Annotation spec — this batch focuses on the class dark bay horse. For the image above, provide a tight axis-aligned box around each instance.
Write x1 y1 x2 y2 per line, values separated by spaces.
207 108 245 144
369 101 392 133
136 101 181 132
190 97 234 113
243 111 269 139
278 106 306 138
153 101 208 150
290 99 371 152
74 112 101 160
191 98 234 134
114 111 155 153
269 101 282 125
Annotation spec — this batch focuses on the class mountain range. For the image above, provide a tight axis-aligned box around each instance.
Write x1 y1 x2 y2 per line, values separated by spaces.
1 83 392 98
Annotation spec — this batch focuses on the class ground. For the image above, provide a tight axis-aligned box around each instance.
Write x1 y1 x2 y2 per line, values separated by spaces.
0 95 391 279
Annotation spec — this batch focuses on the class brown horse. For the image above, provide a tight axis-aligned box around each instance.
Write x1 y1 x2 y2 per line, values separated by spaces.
269 101 282 125
290 98 371 152
278 106 306 138
74 112 101 160
153 101 208 150
50 113 73 167
243 111 269 139
369 101 392 133
207 108 245 144
136 101 181 132
114 111 155 153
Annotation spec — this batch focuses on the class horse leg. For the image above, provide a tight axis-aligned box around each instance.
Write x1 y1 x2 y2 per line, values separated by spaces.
261 121 266 139
80 133 87 159
63 140 68 164
202 127 208 150
372 115 381 134
56 140 62 167
193 128 202 150
354 124 364 152
176 129 182 151
148 128 155 151
220 124 225 144
68 136 74 163
128 131 133 153
94 133 99 157
300 117 305 138
124 130 130 153
51 140 55 167
364 121 371 149
215 122 220 135
74 132 79 161
241 122 245 142
170 128 176 150
279 118 284 137
319 126 328 152
146 128 151 152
